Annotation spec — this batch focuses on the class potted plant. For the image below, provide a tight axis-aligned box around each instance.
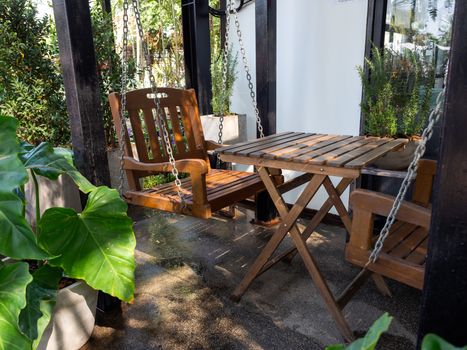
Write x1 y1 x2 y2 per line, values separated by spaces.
358 47 436 170
201 47 247 145
0 115 136 350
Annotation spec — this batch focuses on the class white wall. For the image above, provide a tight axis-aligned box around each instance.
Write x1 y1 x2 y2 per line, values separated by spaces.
229 0 368 210
229 3 258 143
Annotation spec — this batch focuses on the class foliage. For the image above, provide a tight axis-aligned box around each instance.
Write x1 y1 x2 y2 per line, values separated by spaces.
139 0 185 87
326 313 392 350
358 46 436 137
422 334 467 350
143 172 188 189
90 3 137 146
326 312 467 350
0 115 136 348
208 0 238 115
211 47 238 115
0 0 69 146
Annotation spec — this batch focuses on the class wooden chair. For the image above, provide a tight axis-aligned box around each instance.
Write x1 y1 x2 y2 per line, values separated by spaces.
109 87 265 219
345 159 437 290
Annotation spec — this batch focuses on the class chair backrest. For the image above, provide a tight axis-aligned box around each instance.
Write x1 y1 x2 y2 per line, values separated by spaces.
109 87 208 165
412 159 437 207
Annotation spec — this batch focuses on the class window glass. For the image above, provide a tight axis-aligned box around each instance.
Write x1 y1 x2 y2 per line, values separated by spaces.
385 0 455 89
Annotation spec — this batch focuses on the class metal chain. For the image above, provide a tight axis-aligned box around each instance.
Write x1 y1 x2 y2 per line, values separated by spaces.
365 86 446 266
230 0 265 138
118 0 130 196
216 0 234 168
117 0 185 207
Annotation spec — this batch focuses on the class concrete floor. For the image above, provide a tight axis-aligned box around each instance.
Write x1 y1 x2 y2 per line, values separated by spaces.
85 206 421 349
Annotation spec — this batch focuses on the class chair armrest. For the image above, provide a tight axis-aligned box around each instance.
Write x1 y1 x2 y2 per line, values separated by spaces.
205 140 228 151
350 189 431 229
123 157 209 175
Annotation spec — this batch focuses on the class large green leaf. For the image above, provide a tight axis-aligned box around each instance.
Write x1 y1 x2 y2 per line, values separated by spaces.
18 265 62 349
38 186 136 302
0 262 33 350
20 142 95 194
422 334 467 350
0 115 28 192
0 191 50 259
326 313 392 350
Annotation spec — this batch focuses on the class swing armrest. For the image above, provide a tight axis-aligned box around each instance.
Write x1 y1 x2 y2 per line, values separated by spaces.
205 140 228 151
348 189 431 251
123 157 209 175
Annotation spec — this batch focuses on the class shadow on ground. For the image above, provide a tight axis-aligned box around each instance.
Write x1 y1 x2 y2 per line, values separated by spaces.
84 206 420 350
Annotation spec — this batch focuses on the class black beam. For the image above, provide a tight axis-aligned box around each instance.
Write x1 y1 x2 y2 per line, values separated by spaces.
52 0 110 188
52 0 117 312
255 0 278 224
418 1 467 347
182 0 212 115
255 0 276 137
101 0 112 13
361 0 387 134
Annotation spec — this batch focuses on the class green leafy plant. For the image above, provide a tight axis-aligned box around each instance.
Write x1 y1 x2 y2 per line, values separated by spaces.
211 46 238 115
358 46 435 137
90 3 137 147
0 0 69 146
326 313 392 350
0 115 136 349
325 313 467 350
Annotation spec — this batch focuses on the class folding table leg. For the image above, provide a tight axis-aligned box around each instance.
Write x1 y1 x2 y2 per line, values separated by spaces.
256 168 354 341
322 176 352 233
288 228 355 342
231 168 325 301
258 178 353 271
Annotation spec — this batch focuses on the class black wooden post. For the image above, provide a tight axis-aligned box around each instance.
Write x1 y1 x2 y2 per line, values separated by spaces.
101 0 112 13
255 0 276 138
418 1 467 347
52 0 110 188
182 0 212 115
360 0 387 135
254 0 278 224
52 0 117 312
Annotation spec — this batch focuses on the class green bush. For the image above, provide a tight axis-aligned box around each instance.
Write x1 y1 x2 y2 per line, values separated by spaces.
0 0 69 146
358 47 436 138
211 47 238 115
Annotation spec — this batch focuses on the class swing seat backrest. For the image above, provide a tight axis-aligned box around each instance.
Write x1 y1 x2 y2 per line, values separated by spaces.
109 87 209 166
346 159 437 290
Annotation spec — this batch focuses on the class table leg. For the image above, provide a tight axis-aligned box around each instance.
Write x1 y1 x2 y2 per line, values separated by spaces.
231 168 325 301
258 178 353 272
288 228 355 342
322 176 352 233
233 168 354 342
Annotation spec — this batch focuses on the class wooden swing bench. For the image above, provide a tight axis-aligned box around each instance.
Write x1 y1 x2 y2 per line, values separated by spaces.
345 159 437 290
109 87 265 219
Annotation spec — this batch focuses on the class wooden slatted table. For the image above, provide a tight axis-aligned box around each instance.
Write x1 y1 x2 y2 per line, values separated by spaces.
217 132 407 341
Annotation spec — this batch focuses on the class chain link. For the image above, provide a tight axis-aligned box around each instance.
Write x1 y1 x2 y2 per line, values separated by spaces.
365 86 446 267
118 0 185 207
131 0 185 207
118 0 130 196
230 0 265 139
215 0 234 168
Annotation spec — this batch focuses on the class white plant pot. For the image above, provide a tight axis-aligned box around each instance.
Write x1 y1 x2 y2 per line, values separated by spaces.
37 280 98 350
25 174 82 228
107 142 139 192
200 114 247 145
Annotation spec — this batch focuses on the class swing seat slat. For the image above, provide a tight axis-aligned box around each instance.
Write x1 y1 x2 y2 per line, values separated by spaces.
345 159 436 290
109 87 266 219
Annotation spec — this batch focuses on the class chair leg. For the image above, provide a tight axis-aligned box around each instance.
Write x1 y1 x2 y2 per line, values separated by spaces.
371 273 392 297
